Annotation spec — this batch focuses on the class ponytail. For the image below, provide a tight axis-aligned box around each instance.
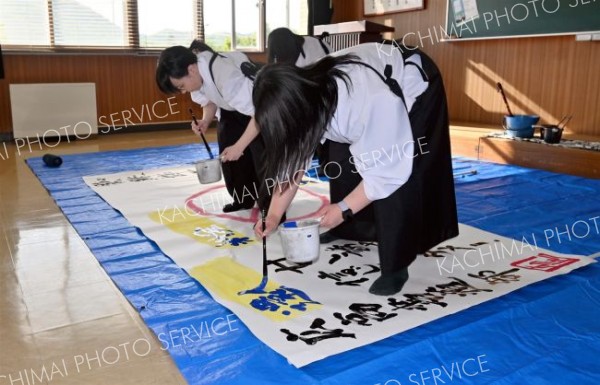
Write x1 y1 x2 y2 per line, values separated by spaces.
189 39 215 54
267 27 305 64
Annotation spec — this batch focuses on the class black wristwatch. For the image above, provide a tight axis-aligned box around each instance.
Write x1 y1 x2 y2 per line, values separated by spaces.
337 200 354 222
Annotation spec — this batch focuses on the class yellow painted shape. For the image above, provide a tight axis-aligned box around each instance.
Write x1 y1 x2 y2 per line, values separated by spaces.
190 257 321 321
149 207 253 248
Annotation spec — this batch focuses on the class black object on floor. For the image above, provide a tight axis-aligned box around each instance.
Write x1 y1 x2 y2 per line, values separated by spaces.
42 154 63 167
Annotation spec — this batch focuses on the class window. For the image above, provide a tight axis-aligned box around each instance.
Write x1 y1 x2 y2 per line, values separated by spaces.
138 0 195 48
204 0 263 52
266 0 308 37
204 0 233 51
234 0 261 50
51 0 126 46
0 0 50 46
0 0 310 51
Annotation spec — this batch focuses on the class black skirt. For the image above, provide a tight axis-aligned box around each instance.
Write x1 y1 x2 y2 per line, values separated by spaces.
326 49 459 274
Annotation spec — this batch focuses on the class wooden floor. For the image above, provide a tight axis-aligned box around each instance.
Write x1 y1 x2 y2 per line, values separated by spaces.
0 129 214 385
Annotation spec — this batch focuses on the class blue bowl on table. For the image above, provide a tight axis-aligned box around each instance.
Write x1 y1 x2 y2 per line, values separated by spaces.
502 114 540 138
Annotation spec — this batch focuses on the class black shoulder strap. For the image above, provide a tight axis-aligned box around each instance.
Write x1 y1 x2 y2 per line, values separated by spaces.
405 61 429 82
208 51 226 87
380 40 429 82
208 51 261 96
353 61 407 109
318 32 330 54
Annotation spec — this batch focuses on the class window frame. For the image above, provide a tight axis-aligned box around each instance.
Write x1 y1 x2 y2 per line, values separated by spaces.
1 0 277 55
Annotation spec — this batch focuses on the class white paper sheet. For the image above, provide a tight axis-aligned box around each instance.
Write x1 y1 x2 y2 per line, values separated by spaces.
84 166 595 367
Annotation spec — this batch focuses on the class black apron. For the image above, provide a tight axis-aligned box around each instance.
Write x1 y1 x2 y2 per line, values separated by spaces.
217 109 260 208
208 52 271 211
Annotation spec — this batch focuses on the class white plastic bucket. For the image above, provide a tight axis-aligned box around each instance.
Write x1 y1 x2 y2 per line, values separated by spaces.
278 219 321 263
195 158 222 184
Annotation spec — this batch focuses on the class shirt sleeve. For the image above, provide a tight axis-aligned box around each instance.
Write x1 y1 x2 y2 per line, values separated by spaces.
190 90 210 107
348 88 414 201
296 37 330 67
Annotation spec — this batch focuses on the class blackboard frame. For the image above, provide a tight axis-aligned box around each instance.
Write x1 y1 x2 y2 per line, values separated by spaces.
364 0 425 17
443 0 600 41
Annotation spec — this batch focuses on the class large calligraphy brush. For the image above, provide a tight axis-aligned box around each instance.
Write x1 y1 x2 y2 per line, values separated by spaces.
496 82 514 117
189 108 215 159
238 209 268 295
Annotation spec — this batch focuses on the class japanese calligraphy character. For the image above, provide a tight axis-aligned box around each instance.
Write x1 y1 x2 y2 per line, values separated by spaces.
281 318 356 345
325 242 376 264
92 177 123 187
127 173 153 182
388 292 448 311
334 303 397 326
468 268 521 285
434 277 493 297
423 241 500 258
267 258 313 274
388 277 492 311
193 225 235 247
318 264 381 287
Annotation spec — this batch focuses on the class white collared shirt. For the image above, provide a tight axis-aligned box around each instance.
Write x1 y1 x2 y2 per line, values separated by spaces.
190 51 255 118
323 43 430 201
295 36 332 67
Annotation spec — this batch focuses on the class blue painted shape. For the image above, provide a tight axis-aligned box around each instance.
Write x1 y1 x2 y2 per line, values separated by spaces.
26 145 600 385
238 275 269 295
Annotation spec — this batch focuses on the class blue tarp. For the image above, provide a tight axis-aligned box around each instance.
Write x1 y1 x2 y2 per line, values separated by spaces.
27 144 600 385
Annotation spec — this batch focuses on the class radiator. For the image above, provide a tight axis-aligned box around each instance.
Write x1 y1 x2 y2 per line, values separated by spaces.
315 20 394 51
321 32 362 51
9 83 98 139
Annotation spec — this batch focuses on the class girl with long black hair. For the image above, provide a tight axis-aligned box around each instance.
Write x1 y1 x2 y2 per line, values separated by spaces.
252 43 459 295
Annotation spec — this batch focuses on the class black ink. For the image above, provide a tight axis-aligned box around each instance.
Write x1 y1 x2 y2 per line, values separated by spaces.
388 292 448 311
388 277 493 311
281 318 356 345
318 264 380 287
325 242 376 264
334 303 397 326
423 241 501 258
127 173 154 182
267 258 313 274
468 268 521 285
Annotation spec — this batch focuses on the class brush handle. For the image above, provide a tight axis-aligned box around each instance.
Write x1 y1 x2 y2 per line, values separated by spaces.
189 108 215 159
496 83 514 117
262 209 267 277
558 115 573 129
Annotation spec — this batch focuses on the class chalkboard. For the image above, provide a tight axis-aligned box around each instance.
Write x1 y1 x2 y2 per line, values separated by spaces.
445 0 600 40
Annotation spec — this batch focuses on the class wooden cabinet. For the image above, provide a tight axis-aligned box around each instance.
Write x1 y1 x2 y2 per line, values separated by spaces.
450 123 600 179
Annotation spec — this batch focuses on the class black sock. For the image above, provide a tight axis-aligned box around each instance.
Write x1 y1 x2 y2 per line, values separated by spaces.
368 268 409 296
222 201 254 213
